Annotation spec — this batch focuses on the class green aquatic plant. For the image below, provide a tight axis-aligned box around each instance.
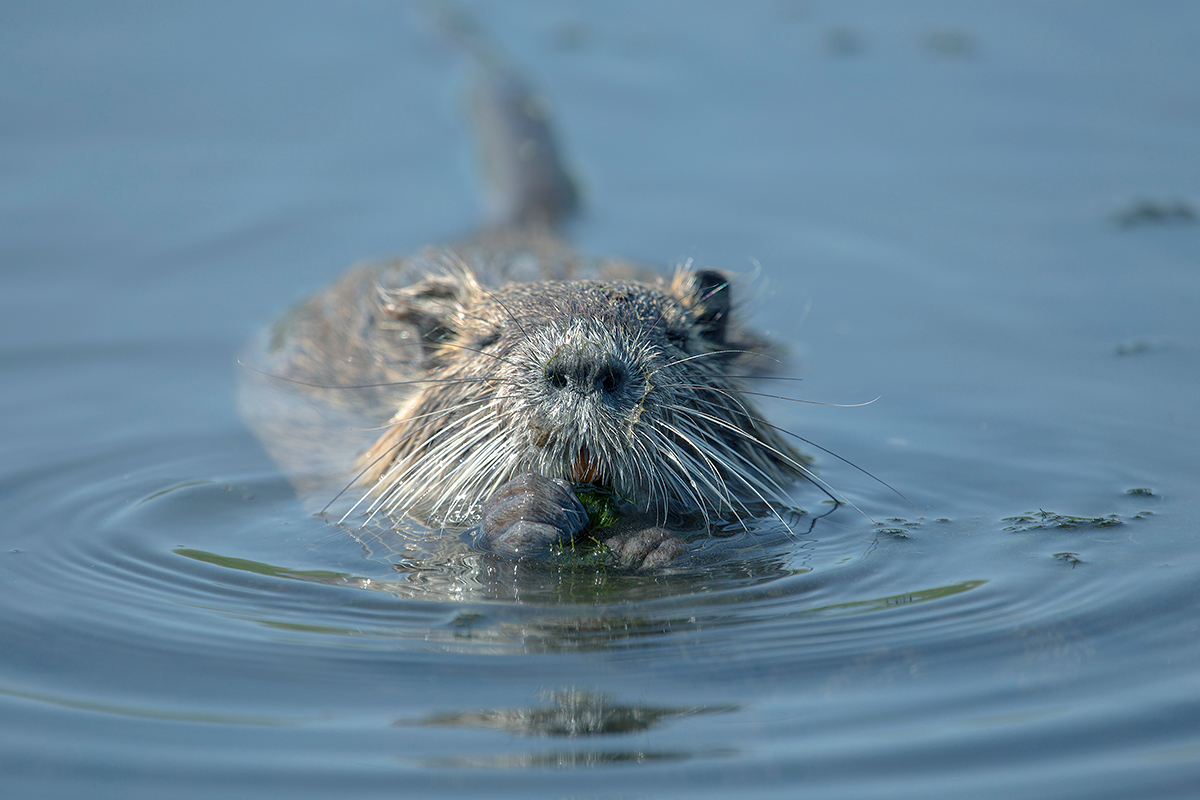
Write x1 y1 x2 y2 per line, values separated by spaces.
1001 510 1123 533
175 548 350 581
876 517 922 539
574 485 622 533
548 537 614 570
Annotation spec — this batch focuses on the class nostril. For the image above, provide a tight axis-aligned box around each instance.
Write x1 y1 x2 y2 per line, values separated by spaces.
544 348 629 397
598 364 624 395
545 364 568 390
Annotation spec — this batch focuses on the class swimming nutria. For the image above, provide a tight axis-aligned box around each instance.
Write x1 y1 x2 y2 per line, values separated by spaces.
242 14 811 568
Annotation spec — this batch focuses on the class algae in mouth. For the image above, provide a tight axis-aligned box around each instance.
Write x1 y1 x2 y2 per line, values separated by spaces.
573 485 622 534
546 485 623 567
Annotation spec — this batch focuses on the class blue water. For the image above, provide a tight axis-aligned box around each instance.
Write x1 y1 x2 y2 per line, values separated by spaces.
3 2 1199 798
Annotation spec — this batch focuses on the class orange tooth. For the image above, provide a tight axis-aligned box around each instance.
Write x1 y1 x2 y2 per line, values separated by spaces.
570 446 602 484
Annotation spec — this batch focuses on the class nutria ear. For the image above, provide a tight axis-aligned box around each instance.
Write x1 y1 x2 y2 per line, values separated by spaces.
685 269 731 343
381 275 475 364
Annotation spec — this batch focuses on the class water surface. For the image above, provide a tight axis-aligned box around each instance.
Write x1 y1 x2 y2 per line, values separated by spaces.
3 2 1199 798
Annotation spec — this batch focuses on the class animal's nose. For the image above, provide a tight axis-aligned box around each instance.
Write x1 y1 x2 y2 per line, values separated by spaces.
543 343 629 398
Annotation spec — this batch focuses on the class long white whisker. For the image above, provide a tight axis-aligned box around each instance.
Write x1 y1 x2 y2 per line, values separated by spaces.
662 415 793 535
667 402 874 524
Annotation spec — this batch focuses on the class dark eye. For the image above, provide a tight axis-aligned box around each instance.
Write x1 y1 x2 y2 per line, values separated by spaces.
426 325 453 344
666 328 690 349
475 331 501 349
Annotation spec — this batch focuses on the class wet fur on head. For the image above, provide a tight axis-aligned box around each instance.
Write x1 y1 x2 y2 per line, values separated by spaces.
350 254 809 527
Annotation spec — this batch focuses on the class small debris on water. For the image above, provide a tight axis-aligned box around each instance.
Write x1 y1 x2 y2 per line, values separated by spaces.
1111 198 1196 228
1002 510 1123 532
1053 552 1082 567
921 29 976 57
824 26 865 55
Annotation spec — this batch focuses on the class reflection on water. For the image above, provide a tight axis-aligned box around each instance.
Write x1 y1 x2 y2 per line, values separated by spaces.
416 745 707 770
406 689 737 768
167 472 827 610
411 688 734 736
171 527 987 659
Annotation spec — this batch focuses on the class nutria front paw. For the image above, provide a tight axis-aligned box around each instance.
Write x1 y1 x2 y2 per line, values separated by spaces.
604 527 685 569
479 473 589 557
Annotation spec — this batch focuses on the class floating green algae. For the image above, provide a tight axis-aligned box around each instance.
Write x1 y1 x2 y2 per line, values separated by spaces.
1001 510 1123 533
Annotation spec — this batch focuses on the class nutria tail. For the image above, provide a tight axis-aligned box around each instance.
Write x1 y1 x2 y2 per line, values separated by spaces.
429 3 580 228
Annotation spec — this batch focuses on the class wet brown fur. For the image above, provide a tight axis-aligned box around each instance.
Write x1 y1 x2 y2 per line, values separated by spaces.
248 229 809 531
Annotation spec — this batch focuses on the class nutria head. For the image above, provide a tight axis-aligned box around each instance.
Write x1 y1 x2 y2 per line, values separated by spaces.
353 260 807 525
